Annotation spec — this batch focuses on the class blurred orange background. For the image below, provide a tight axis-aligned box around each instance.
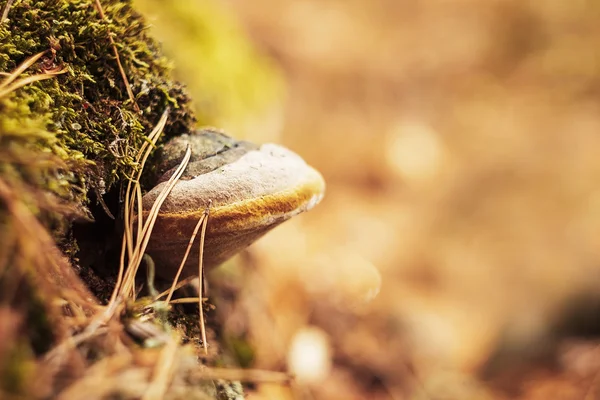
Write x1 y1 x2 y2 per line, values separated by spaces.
138 1 600 398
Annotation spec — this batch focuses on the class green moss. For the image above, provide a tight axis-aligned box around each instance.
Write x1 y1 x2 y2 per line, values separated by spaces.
0 0 196 227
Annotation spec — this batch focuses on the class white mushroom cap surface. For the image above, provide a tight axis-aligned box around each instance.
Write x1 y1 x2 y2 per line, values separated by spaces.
142 140 325 279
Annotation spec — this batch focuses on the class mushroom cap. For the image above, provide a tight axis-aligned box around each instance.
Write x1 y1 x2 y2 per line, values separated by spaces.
142 130 325 279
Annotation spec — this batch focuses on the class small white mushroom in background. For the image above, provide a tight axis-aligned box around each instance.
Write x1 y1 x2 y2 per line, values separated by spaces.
287 326 332 385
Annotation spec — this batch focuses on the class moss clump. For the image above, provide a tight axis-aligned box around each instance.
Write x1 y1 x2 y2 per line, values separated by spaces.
0 0 195 224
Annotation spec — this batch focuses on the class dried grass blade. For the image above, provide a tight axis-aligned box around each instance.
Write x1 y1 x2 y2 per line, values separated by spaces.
0 50 45 90
167 297 200 304
123 108 168 263
155 276 198 300
0 69 68 99
109 108 168 308
164 213 206 304
198 205 210 354
93 0 139 112
0 0 15 23
120 146 191 297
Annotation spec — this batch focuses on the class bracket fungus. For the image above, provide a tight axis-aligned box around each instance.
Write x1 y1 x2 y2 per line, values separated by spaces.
142 129 325 279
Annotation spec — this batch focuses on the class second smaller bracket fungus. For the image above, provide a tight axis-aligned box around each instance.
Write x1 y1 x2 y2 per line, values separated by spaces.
142 129 325 279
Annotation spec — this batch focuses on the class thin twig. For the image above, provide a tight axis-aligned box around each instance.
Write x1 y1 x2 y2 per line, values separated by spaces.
79 294 123 349
119 145 191 297
0 0 15 24
168 297 201 304
164 213 207 304
122 146 191 296
93 0 140 112
155 276 198 300
198 204 210 354
108 109 168 310
0 51 46 91
0 50 66 99
123 109 168 265
0 68 68 98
